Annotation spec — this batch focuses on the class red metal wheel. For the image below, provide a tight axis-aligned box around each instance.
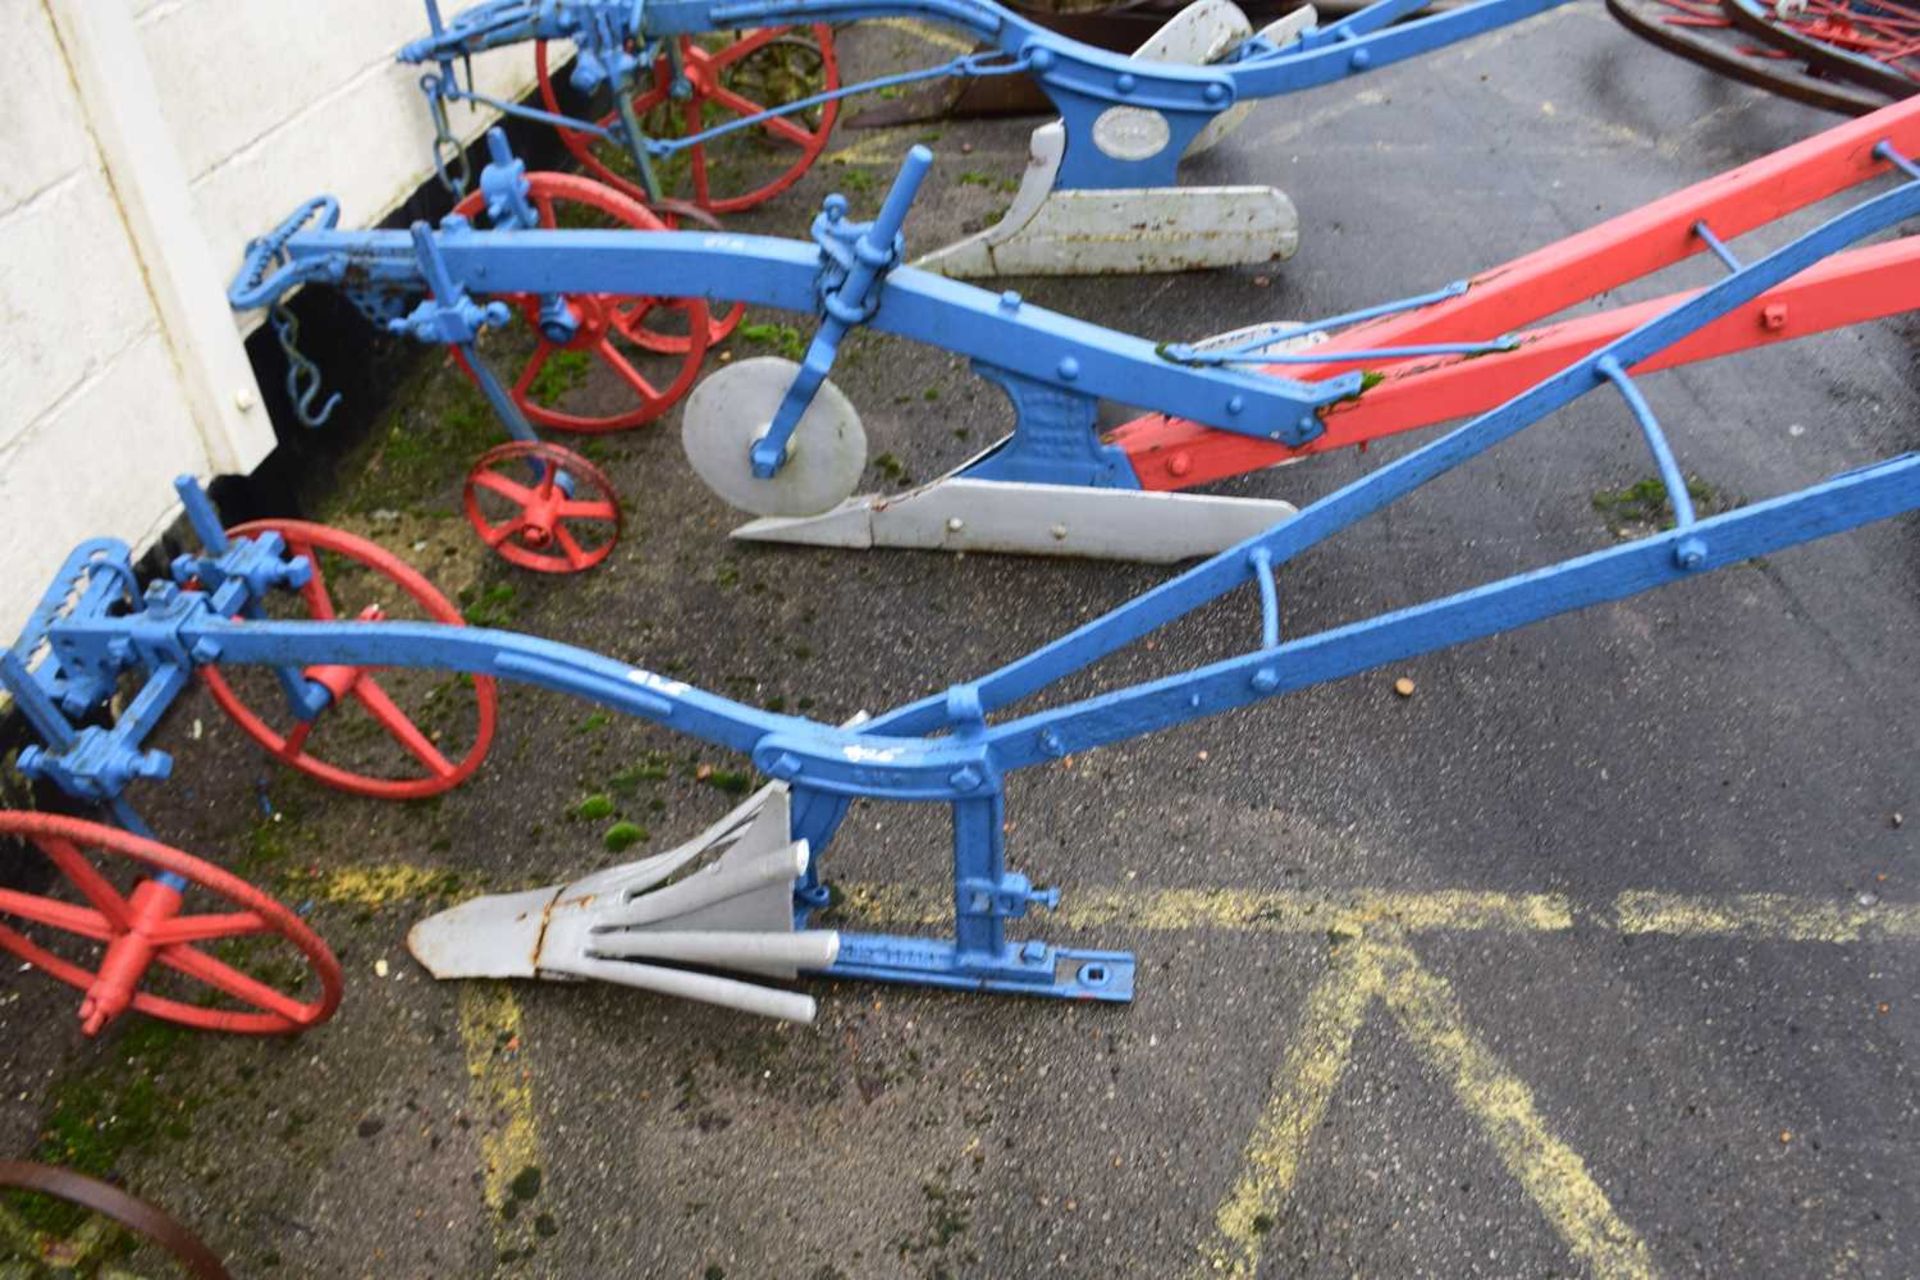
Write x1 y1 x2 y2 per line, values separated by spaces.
201 520 498 800
536 25 840 215
0 812 342 1037
1722 0 1920 97
451 172 719 432
463 441 623 574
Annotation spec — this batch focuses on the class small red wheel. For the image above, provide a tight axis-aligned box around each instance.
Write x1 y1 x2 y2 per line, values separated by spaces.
451 172 726 433
201 520 498 801
536 25 841 215
0 812 342 1037
464 441 624 574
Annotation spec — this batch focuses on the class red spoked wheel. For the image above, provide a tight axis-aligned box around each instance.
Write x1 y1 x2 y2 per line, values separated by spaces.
201 520 498 800
0 813 342 1037
536 26 841 215
451 172 735 433
1722 0 1920 97
464 441 623 574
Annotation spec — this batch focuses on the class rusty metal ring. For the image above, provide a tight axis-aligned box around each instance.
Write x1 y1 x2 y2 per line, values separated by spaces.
0 1160 230 1279
1607 0 1888 113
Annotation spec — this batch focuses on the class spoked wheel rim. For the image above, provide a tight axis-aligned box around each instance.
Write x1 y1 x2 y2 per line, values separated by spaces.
0 1160 231 1278
536 25 841 215
464 441 624 574
0 812 343 1037
451 172 718 433
1607 0 1890 112
1720 0 1920 97
200 520 498 800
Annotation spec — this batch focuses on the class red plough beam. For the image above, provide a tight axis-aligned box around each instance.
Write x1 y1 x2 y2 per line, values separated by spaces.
1114 96 1920 492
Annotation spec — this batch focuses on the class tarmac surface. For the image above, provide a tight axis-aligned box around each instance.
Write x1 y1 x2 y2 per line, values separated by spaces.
1 3 1917 1276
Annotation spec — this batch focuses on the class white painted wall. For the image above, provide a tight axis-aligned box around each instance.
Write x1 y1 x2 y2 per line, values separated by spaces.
0 0 533 644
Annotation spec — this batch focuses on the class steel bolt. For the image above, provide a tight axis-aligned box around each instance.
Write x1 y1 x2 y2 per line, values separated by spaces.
765 751 803 778
1250 667 1280 693
1057 356 1080 381
948 765 984 792
190 638 223 664
1761 303 1789 331
1167 452 1192 478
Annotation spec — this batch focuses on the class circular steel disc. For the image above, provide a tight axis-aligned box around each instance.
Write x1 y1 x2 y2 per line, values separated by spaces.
681 357 867 517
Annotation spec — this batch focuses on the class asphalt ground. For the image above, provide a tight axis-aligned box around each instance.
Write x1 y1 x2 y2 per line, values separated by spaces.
2 3 1917 1276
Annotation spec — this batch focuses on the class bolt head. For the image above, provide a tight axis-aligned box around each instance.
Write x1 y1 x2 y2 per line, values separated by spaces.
948 765 984 792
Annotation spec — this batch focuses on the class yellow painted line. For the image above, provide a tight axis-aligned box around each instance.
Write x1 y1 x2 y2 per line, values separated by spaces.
1615 891 1920 942
869 16 978 56
843 883 1574 936
1378 934 1659 1280
458 983 543 1257
1192 939 1387 1278
1194 931 1657 1279
304 863 464 910
301 865 1920 945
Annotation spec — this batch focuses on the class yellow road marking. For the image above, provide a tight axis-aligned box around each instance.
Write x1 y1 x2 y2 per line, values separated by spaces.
1615 891 1920 942
1194 930 1657 1279
1378 935 1659 1279
309 868 1919 944
842 883 1575 934
1195 938 1386 1277
458 984 543 1260
305 864 464 910
309 863 1903 1277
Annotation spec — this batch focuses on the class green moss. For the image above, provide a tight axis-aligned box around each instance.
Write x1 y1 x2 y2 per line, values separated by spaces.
20 1024 200 1235
736 323 807 362
509 1166 543 1201
609 753 673 794
604 821 649 852
526 349 592 404
576 794 615 821
956 171 1019 193
460 582 518 628
1592 475 1724 538
704 769 753 796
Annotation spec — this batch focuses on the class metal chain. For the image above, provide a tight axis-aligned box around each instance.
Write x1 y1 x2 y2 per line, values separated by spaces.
267 302 341 428
420 73 473 197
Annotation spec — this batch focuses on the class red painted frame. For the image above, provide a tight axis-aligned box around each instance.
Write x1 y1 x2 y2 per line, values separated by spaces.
1114 96 1920 491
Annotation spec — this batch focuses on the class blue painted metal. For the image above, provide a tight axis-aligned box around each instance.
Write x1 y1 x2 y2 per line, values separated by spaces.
399 0 1570 199
232 135 1348 488
23 145 1919 1006
752 146 934 477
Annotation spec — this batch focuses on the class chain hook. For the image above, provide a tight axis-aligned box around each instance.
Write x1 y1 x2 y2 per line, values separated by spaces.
268 303 341 429
419 73 472 198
